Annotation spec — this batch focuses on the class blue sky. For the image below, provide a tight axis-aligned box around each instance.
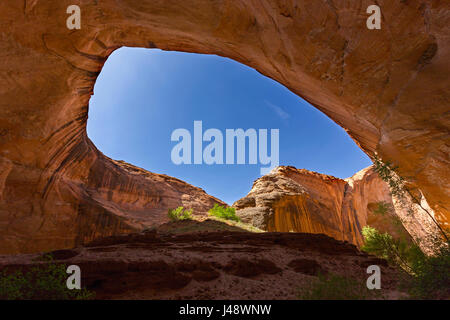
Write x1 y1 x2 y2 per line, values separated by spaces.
87 47 371 205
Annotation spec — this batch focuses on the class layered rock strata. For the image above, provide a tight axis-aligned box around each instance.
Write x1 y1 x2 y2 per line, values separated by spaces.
0 231 407 299
0 1 448 253
234 166 441 251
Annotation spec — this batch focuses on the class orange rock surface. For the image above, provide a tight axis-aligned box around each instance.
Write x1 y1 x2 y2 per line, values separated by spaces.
234 166 442 250
0 1 448 253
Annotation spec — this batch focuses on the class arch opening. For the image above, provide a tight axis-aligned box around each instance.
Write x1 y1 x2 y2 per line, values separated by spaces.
1 0 448 255
87 47 372 205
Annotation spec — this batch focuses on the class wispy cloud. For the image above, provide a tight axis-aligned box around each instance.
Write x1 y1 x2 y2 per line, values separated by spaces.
265 100 290 120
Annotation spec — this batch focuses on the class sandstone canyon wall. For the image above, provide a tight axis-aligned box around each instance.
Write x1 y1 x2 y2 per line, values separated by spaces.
0 1 449 253
233 166 442 251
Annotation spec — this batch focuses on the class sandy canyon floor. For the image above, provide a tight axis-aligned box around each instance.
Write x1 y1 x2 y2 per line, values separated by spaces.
0 219 407 300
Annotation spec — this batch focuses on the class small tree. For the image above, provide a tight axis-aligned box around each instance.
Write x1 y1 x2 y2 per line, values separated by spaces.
361 226 449 299
0 255 94 300
361 226 416 273
168 207 192 221
298 273 378 300
372 155 448 242
208 204 240 222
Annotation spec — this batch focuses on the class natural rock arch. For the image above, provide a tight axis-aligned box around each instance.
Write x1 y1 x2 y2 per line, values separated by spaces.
0 0 448 253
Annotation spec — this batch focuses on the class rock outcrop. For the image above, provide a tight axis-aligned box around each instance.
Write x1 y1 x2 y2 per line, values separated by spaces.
234 166 442 251
0 230 406 299
0 1 448 253
0 152 225 254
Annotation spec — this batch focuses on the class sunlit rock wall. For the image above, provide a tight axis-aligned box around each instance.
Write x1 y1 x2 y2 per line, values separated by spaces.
234 166 441 251
0 0 448 253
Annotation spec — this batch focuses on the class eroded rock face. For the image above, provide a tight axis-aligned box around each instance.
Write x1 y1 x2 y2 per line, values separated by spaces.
0 231 406 299
234 166 441 251
0 148 225 254
0 1 448 253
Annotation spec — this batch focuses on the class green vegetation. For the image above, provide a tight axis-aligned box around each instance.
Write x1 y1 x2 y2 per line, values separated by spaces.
159 216 264 234
298 273 379 300
361 226 416 272
367 156 449 298
0 255 94 300
207 215 264 233
208 204 240 222
161 205 261 234
361 226 450 299
168 206 193 221
373 156 449 241
373 157 406 201
406 243 450 299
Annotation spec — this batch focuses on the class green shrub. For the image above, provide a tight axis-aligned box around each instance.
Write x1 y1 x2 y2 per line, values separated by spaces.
373 156 448 242
406 241 450 299
298 273 378 300
0 256 94 300
208 204 240 222
361 226 450 299
361 226 415 272
168 207 192 221
373 157 405 201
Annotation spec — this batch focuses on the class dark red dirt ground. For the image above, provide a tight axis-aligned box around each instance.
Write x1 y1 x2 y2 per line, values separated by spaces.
0 226 407 299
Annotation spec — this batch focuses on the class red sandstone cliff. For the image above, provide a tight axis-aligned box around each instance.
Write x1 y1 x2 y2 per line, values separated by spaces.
233 166 442 251
0 1 448 253
0 148 225 254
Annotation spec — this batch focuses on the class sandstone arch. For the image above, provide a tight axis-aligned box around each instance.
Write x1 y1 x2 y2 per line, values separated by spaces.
0 1 448 253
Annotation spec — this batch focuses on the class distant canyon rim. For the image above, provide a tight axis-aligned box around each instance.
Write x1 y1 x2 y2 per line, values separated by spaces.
0 1 448 254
